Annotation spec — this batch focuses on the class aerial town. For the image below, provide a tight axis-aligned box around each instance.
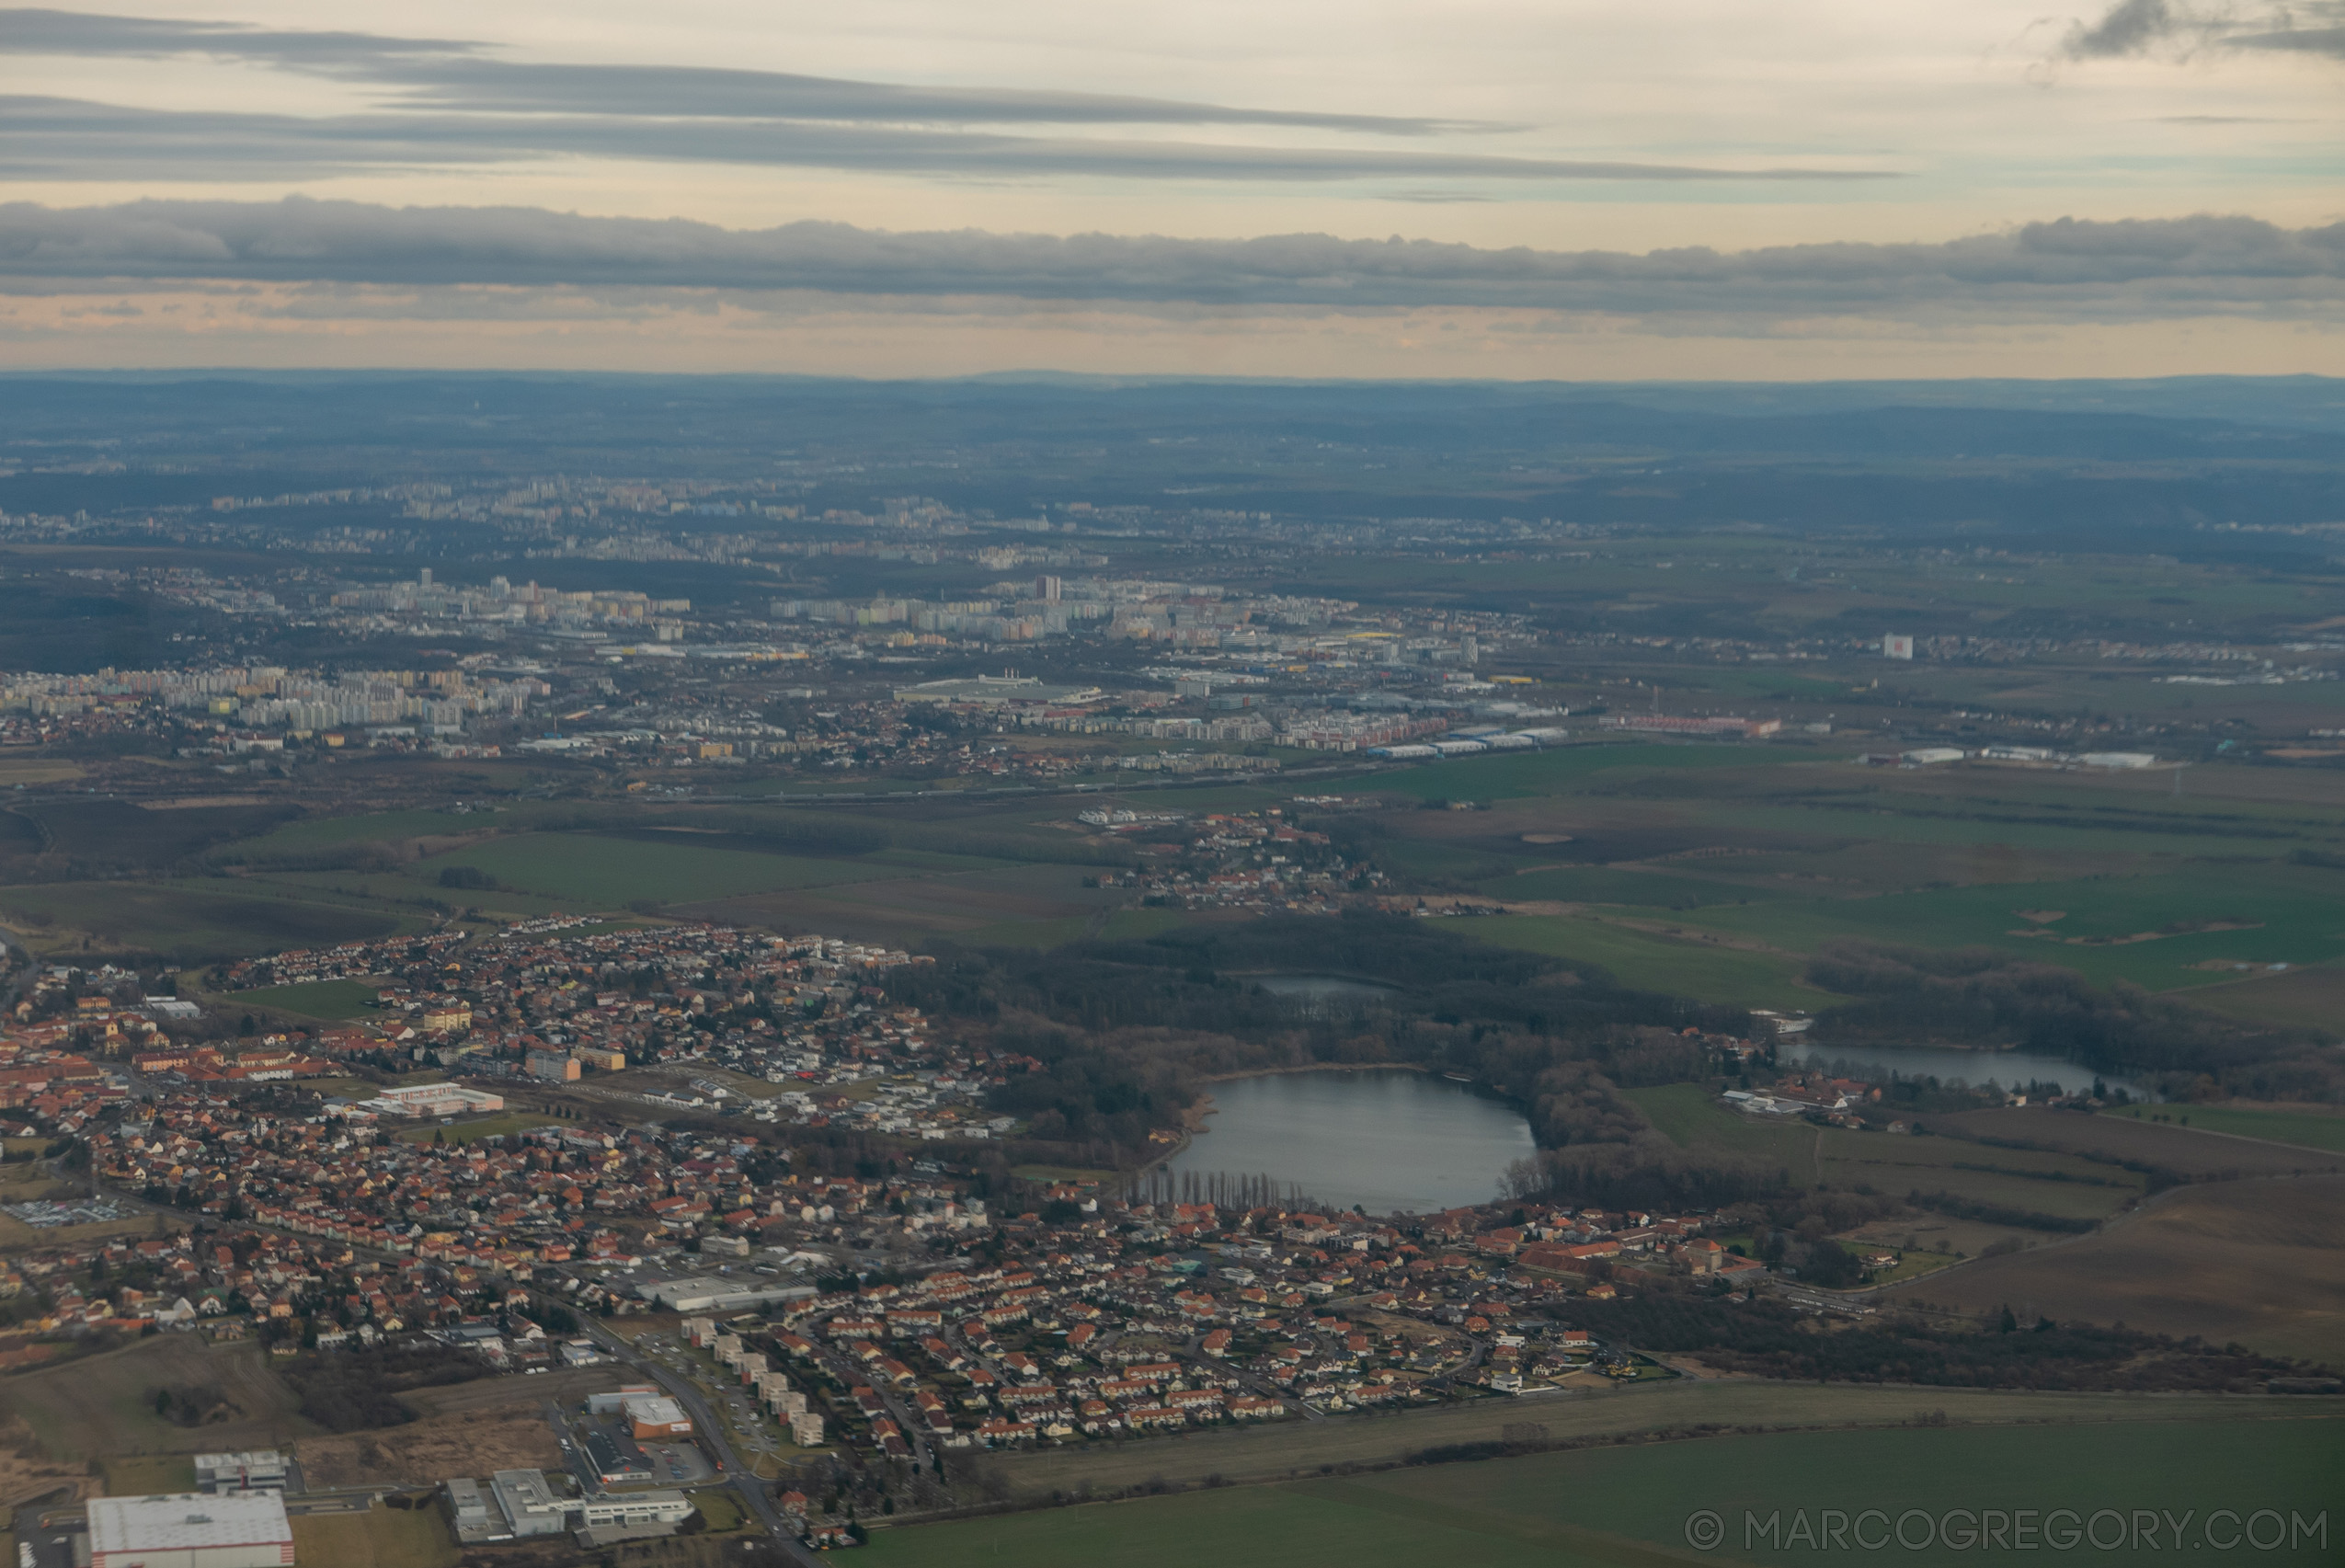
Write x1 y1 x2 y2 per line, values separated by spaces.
0 373 2339 1568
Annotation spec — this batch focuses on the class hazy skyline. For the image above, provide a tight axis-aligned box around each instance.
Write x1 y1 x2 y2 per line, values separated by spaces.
1 0 2339 377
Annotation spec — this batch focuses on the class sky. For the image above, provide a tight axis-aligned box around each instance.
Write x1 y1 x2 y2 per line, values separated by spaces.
0 0 2340 378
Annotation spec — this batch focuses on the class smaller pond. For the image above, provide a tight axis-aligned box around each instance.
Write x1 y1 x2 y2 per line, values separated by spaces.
1164 1069 1534 1215
1784 1040 2150 1100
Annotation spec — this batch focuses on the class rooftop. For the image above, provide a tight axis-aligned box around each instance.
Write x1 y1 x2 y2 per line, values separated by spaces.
89 1492 292 1554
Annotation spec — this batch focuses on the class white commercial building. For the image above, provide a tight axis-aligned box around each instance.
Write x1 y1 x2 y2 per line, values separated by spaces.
357 1082 504 1118
193 1451 287 1494
485 1470 692 1538
635 1275 816 1313
89 1493 294 1568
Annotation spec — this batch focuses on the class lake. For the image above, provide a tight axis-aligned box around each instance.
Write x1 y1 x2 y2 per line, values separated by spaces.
1164 1069 1536 1215
1784 1039 2150 1099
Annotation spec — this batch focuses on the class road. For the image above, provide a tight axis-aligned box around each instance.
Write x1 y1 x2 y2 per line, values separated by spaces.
578 1317 829 1567
803 1323 935 1471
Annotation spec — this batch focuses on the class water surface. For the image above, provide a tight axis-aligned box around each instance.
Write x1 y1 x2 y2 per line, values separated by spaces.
1165 1069 1534 1215
1785 1040 2149 1099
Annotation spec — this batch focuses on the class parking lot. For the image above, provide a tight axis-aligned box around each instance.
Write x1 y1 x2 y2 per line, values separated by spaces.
643 1333 787 1459
550 1400 717 1495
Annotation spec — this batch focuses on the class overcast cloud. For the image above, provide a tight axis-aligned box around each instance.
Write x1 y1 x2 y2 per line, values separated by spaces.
1 1 2338 372
1 198 2336 322
0 9 1503 133
2062 0 2345 59
0 97 1890 185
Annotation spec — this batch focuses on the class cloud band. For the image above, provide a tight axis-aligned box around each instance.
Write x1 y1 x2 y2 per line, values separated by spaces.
1 199 2339 322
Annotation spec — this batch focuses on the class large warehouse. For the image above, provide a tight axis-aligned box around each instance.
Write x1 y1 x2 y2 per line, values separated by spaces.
89 1493 294 1568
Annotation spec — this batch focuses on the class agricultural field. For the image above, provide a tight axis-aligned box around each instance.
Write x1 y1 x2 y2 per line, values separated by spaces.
0 879 402 962
1624 1086 2150 1236
1813 1126 2145 1224
415 831 898 907
677 856 1128 948
1350 740 1815 805
231 806 523 853
968 1382 2283 1503
876 1414 2343 1568
1475 914 1825 1010
2099 1101 2345 1155
1885 1173 2345 1365
2179 962 2345 1031
1676 864 2345 995
1272 743 2345 1013
1927 1108 2339 1180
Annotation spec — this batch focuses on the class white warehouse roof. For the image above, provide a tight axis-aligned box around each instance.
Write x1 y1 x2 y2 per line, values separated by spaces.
90 1492 292 1561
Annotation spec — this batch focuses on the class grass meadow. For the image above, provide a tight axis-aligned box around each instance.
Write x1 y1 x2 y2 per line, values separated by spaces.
2100 1101 2345 1155
225 978 383 1020
287 1504 457 1568
416 831 890 906
1472 915 1825 1010
869 1418 2344 1568
0 880 403 961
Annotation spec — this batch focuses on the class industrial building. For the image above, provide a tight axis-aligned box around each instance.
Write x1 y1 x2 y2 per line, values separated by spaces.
487 1470 571 1538
586 1384 658 1415
88 1493 294 1568
582 1430 653 1486
193 1452 287 1494
480 1471 692 1539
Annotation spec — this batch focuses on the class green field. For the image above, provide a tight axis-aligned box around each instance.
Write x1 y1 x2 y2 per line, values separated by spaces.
236 806 505 852
98 1454 197 1494
2102 1102 2345 1154
690 1488 747 1532
1472 913 1826 1010
1490 864 1799 909
416 831 895 906
287 1504 457 1568
227 978 383 1020
1623 1084 2147 1225
871 1419 2343 1568
0 880 405 960
1328 741 1819 803
394 1111 561 1145
1624 1083 1821 1180
1678 864 2345 993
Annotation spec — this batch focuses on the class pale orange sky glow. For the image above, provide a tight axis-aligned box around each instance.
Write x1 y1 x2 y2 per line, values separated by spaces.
0 0 2339 375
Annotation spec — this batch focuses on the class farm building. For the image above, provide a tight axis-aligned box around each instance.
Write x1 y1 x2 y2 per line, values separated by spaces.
89 1493 294 1568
